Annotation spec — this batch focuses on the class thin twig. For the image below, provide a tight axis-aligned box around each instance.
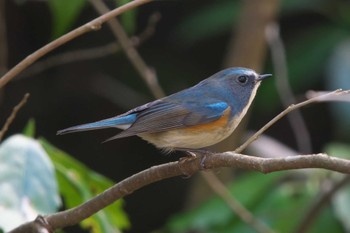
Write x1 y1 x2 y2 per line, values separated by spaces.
135 12 161 43
201 171 277 233
21 42 119 78
235 89 345 153
293 175 350 233
266 22 312 153
20 13 161 78
244 131 297 158
0 0 154 88
0 93 30 141
306 90 350 102
89 0 165 98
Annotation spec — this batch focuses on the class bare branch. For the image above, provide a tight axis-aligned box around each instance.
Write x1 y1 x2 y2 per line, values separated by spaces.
89 0 165 98
21 42 120 78
208 152 350 174
306 90 350 102
266 22 312 153
9 216 52 233
19 12 160 79
201 171 277 233
0 0 154 88
244 131 297 158
223 0 279 71
235 89 347 153
0 93 30 141
294 175 350 233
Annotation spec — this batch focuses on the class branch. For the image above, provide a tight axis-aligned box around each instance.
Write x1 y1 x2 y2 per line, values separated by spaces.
201 171 277 233
0 93 30 141
218 0 278 151
8 152 350 233
223 0 279 71
235 89 347 153
89 0 165 98
306 90 350 102
266 22 312 153
8 216 51 233
294 175 350 233
21 42 119 78
20 13 160 78
0 0 154 88
244 131 297 158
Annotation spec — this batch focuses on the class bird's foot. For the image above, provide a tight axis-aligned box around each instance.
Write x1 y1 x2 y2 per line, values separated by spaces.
178 150 197 161
177 148 212 171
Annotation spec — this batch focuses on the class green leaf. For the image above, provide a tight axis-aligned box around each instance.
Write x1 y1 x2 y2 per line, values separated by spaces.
22 119 36 137
164 169 344 233
39 139 130 233
0 135 60 232
220 176 316 233
48 0 86 38
165 172 283 232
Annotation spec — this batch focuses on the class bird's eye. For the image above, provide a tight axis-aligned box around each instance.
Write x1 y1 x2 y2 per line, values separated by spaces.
237 75 248 84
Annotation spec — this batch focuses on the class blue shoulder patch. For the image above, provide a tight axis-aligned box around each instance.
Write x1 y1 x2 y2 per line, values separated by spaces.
206 102 228 111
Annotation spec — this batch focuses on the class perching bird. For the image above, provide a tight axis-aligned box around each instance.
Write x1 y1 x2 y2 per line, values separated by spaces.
57 67 271 152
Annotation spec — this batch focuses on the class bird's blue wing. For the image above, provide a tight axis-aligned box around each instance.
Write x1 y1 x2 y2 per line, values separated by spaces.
110 98 229 139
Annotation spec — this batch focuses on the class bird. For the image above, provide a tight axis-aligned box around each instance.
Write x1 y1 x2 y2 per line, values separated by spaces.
57 67 271 153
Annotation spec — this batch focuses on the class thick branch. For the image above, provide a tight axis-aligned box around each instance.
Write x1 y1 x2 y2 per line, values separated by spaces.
205 152 350 174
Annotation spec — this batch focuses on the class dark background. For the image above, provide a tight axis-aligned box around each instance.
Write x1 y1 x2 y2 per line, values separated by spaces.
2 0 350 232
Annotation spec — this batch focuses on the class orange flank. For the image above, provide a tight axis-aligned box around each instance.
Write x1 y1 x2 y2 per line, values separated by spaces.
181 108 231 133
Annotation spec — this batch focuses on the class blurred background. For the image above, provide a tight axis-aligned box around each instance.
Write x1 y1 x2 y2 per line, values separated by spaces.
1 0 350 232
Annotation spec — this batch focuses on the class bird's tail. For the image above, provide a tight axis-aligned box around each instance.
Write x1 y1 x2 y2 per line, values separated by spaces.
57 114 136 135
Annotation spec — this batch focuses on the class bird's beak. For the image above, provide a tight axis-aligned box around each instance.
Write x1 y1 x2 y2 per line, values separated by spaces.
256 74 272 81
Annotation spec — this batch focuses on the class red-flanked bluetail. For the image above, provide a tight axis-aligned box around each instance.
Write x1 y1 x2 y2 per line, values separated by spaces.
57 67 271 152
